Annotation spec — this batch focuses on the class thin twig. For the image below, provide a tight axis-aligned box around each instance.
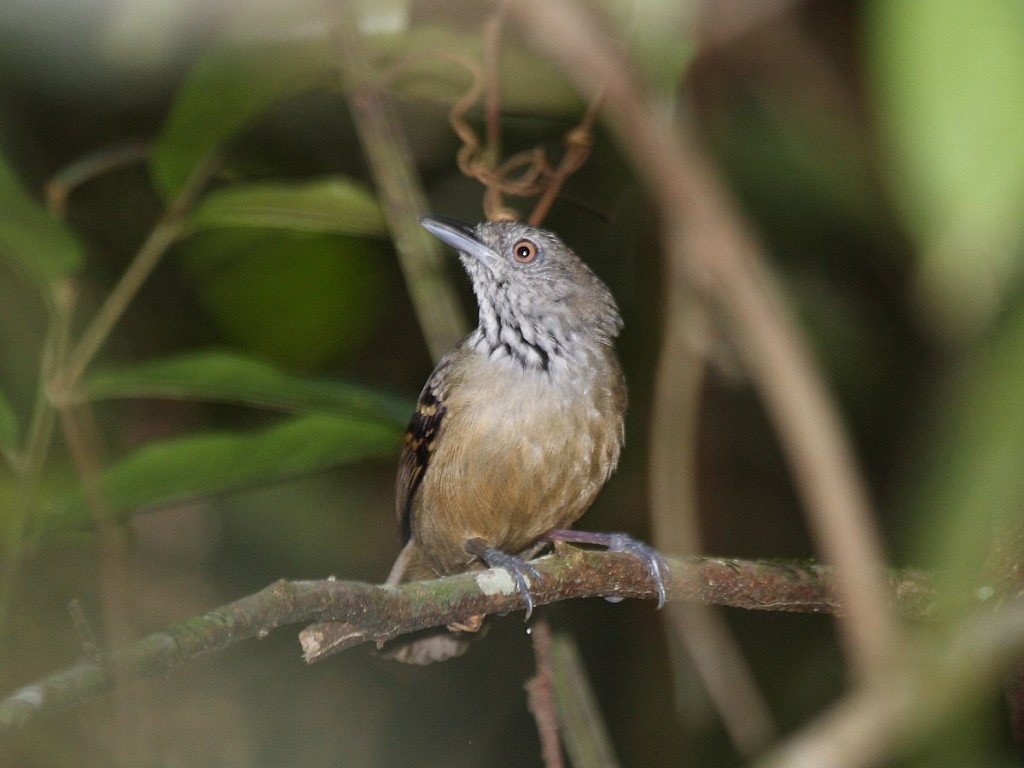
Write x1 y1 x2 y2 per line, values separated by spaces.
45 141 150 219
55 153 221 397
421 5 599 225
526 617 566 768
527 94 601 226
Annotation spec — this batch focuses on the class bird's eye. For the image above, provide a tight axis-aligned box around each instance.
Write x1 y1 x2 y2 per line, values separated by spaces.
513 239 538 263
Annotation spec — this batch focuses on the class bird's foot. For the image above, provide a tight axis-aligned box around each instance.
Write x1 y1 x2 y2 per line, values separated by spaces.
544 530 670 608
464 537 543 620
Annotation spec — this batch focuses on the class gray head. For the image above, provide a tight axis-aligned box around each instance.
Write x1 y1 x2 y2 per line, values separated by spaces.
420 216 622 371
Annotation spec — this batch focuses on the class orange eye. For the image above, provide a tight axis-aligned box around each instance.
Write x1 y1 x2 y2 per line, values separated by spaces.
513 239 538 263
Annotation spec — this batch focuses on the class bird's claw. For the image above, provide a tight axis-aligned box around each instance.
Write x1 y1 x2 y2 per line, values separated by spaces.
465 538 544 620
545 530 670 608
602 533 670 609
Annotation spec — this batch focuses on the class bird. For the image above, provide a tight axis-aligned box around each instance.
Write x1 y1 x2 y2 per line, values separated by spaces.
385 215 668 664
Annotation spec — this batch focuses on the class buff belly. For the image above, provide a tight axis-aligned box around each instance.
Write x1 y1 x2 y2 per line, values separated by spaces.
411 350 623 576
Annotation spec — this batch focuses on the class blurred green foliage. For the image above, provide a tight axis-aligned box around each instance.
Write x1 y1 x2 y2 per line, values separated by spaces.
0 390 18 462
186 178 386 236
868 0 1024 588
0 155 83 286
84 350 411 421
51 414 400 532
869 0 1024 336
181 230 391 368
150 38 338 198
1 1 1024 767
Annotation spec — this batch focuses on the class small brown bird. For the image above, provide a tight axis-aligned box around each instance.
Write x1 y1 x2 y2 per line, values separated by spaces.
387 216 667 664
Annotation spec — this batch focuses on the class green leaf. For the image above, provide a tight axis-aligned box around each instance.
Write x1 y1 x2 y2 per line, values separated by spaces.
186 178 386 237
868 0 1024 334
150 38 337 198
908 295 1024 593
180 230 392 369
83 350 412 427
44 414 400 531
0 154 84 286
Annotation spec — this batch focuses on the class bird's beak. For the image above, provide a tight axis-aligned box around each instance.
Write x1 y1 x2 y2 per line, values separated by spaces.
419 216 497 266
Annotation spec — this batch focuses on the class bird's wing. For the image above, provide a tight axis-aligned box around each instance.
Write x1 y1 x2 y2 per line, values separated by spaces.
395 351 455 544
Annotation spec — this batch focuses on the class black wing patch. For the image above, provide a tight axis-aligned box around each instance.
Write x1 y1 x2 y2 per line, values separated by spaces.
396 357 451 544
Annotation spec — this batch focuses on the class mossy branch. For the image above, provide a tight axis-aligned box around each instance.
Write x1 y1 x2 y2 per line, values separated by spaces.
0 550 934 731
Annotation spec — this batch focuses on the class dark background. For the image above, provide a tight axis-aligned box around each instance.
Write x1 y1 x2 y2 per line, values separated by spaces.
1 1 1022 766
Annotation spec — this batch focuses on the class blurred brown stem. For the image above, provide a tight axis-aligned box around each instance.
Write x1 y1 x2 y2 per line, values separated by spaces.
3 151 214 652
58 402 147 767
482 8 508 218
334 0 469 361
755 599 1024 768
547 624 622 768
509 0 901 683
526 617 566 768
649 231 777 754
0 282 74 630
